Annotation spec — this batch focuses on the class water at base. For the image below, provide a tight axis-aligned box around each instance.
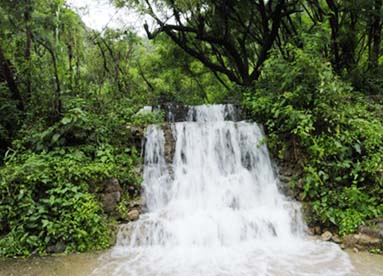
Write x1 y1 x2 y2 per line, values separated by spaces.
93 104 353 276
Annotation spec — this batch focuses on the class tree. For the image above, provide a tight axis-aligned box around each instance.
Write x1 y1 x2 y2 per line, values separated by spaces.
0 42 24 112
118 0 300 86
302 0 383 92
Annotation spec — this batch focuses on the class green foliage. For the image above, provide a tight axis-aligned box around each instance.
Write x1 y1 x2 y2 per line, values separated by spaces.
0 87 21 159
0 142 139 256
116 192 131 219
131 109 164 126
243 41 383 234
0 150 112 256
0 99 142 256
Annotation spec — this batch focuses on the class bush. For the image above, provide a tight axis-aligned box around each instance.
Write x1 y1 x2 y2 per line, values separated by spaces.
0 150 111 256
0 102 142 256
243 43 383 234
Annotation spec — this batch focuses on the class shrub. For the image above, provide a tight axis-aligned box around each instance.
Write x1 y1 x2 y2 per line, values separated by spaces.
243 43 383 234
0 102 142 256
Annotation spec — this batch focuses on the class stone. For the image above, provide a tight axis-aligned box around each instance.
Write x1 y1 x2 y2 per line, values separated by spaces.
136 106 153 115
101 192 121 214
332 234 342 243
126 125 145 151
157 103 189 122
98 178 123 215
307 228 314 236
162 123 176 166
359 224 383 239
343 233 382 250
354 233 381 246
321 231 333 241
353 247 359 253
312 226 321 235
103 178 121 193
129 197 144 209
47 241 66 254
279 175 291 184
127 209 140 221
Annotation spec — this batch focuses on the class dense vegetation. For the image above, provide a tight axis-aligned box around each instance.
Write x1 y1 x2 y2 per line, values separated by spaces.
243 39 383 234
0 0 224 256
1 0 383 255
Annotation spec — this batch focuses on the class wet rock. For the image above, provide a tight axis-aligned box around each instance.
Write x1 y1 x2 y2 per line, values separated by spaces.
343 233 382 250
359 222 383 239
117 223 136 246
127 209 140 221
332 234 342 243
129 197 144 210
321 231 333 241
162 123 176 164
99 178 122 215
103 178 121 193
157 103 189 122
101 192 121 213
279 175 291 185
278 175 292 196
47 241 66 254
354 234 381 246
311 226 321 235
126 125 145 151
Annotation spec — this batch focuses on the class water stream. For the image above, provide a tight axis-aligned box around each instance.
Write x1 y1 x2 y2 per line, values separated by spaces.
93 104 354 276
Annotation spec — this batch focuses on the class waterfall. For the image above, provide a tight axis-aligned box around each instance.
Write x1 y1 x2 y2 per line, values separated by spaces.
94 104 353 276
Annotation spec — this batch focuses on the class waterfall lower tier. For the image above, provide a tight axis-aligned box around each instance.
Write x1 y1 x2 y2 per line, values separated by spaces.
94 104 353 276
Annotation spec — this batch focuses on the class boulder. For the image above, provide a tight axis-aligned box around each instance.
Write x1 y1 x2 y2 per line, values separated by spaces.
359 223 383 239
321 231 333 241
343 233 381 250
340 218 383 251
126 209 140 221
157 103 189 122
103 178 121 193
162 123 176 166
99 178 122 215
311 226 321 235
47 241 66 254
126 125 145 151
101 192 121 214
331 234 342 243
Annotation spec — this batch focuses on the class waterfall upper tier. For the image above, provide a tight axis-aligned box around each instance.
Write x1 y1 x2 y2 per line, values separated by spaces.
138 103 241 122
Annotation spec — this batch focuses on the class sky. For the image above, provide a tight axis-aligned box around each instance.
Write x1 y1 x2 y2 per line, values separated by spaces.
66 0 146 33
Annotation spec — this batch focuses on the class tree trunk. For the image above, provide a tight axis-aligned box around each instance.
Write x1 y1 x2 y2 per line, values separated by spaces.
369 0 382 68
0 43 25 111
35 39 62 117
326 0 341 73
24 0 32 100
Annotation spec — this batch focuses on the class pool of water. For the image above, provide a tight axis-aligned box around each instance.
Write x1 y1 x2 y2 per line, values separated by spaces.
0 249 382 276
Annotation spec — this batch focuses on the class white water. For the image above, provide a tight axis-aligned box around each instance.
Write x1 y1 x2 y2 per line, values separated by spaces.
94 104 353 276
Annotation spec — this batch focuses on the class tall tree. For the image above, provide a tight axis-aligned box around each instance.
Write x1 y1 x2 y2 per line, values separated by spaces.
119 0 300 86
0 43 24 111
303 0 383 74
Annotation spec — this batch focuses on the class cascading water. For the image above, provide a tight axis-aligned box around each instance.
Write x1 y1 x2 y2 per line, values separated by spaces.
94 104 353 276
